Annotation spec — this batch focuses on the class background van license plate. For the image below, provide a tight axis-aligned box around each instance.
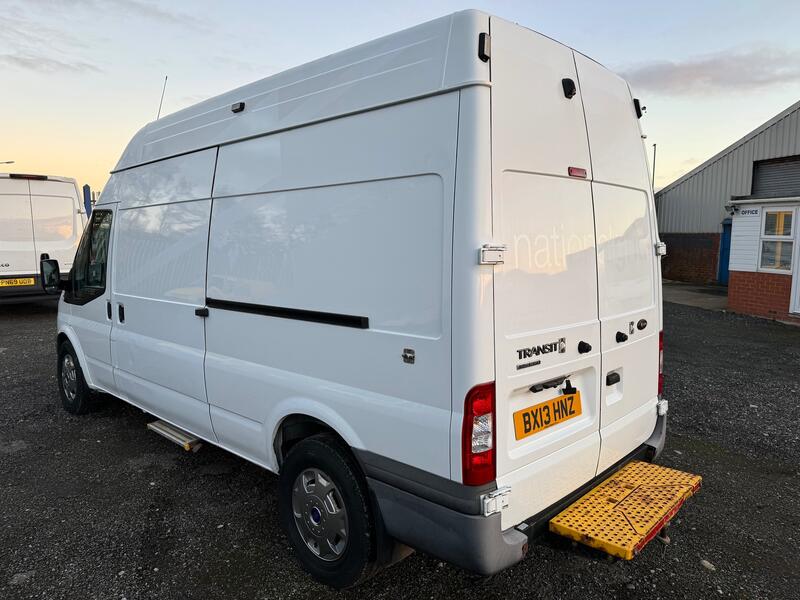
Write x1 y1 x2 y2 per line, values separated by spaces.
0 278 35 287
514 392 582 440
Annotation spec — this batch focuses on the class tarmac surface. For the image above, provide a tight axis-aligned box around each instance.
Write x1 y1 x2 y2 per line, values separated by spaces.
661 280 729 312
1 300 798 599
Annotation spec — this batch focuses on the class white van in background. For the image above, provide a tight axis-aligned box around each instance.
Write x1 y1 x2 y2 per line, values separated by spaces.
39 11 670 588
0 173 86 303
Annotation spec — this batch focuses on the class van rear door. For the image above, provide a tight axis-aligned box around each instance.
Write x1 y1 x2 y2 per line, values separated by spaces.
0 177 37 277
29 179 82 271
574 54 661 472
489 18 602 528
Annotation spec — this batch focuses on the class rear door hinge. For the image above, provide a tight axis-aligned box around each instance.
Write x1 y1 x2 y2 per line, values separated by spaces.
479 243 507 265
481 486 511 516
655 241 667 256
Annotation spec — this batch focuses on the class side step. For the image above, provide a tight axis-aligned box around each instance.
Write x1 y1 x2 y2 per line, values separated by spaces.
549 460 701 559
147 420 203 452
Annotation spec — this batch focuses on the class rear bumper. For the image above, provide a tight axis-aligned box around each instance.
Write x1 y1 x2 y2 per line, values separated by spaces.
369 478 529 574
0 275 52 304
368 413 667 575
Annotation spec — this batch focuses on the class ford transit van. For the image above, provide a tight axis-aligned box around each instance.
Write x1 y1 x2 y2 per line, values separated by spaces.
41 11 669 587
1 173 85 303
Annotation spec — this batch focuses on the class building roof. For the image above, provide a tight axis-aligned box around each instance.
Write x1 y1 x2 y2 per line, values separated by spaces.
114 10 491 172
656 98 800 197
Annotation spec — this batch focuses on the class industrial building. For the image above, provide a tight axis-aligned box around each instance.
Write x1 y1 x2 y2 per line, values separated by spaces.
656 100 800 323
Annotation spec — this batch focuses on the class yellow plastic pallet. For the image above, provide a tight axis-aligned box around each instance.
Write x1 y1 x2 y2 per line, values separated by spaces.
549 460 701 560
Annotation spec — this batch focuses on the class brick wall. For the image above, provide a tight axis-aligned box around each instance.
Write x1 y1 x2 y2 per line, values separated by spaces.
660 233 721 284
728 270 800 323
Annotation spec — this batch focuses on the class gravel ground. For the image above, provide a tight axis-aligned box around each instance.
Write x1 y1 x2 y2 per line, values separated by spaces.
1 300 798 599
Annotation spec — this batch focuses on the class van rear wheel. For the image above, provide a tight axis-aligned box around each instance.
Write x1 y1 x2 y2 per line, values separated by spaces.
278 433 376 588
57 341 92 415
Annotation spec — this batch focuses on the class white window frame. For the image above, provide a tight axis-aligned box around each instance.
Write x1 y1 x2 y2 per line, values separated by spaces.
757 205 796 275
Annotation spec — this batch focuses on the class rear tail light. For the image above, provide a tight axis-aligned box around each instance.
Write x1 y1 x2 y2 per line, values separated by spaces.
658 330 664 396
462 382 495 486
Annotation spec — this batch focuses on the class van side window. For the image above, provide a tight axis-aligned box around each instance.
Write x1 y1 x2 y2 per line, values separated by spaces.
65 210 113 305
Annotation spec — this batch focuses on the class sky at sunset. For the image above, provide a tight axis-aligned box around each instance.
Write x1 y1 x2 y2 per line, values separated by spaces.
3 0 800 193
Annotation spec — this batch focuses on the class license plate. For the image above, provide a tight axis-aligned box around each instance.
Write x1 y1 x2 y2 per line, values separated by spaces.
513 392 582 440
0 277 35 287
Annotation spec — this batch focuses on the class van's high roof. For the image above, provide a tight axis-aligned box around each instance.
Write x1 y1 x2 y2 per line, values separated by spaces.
115 10 506 173
114 10 620 175
0 173 77 184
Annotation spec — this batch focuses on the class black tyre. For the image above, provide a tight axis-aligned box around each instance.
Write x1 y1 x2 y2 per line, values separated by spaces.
278 433 376 588
57 340 92 415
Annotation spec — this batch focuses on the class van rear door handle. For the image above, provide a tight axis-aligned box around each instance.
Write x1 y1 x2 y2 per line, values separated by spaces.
195 307 209 317
530 375 567 393
118 304 125 323
606 372 621 386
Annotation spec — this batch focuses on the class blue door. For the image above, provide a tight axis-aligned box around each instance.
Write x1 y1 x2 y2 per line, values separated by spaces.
718 220 732 285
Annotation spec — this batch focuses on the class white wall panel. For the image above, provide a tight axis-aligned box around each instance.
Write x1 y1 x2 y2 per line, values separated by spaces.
730 208 762 272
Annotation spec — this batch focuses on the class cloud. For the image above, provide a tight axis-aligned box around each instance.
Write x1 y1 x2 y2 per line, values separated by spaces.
0 52 102 73
102 0 206 29
0 13 86 49
621 47 800 95
1 10 100 75
23 0 206 29
1 0 205 77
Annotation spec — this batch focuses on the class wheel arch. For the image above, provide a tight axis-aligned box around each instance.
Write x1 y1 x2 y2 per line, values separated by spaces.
271 407 364 472
56 326 95 388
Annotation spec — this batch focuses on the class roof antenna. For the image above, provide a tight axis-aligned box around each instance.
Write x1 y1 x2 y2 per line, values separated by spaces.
156 75 168 120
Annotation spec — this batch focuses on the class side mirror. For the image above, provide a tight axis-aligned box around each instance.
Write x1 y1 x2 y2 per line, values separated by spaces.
40 258 62 294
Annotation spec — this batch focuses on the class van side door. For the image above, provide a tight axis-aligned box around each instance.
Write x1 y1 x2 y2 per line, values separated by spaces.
108 150 217 441
63 206 116 392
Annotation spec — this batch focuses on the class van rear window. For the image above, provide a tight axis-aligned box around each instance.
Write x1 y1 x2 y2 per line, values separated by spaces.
31 196 74 241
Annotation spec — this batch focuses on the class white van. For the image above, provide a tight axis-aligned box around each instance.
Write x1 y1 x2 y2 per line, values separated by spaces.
0 173 86 303
40 11 668 587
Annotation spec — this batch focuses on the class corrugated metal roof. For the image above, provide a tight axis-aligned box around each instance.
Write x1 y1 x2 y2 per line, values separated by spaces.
657 99 800 197
655 99 800 233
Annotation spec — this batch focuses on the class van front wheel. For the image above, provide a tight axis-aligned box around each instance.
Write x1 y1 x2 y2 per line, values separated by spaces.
278 433 376 588
57 341 92 415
